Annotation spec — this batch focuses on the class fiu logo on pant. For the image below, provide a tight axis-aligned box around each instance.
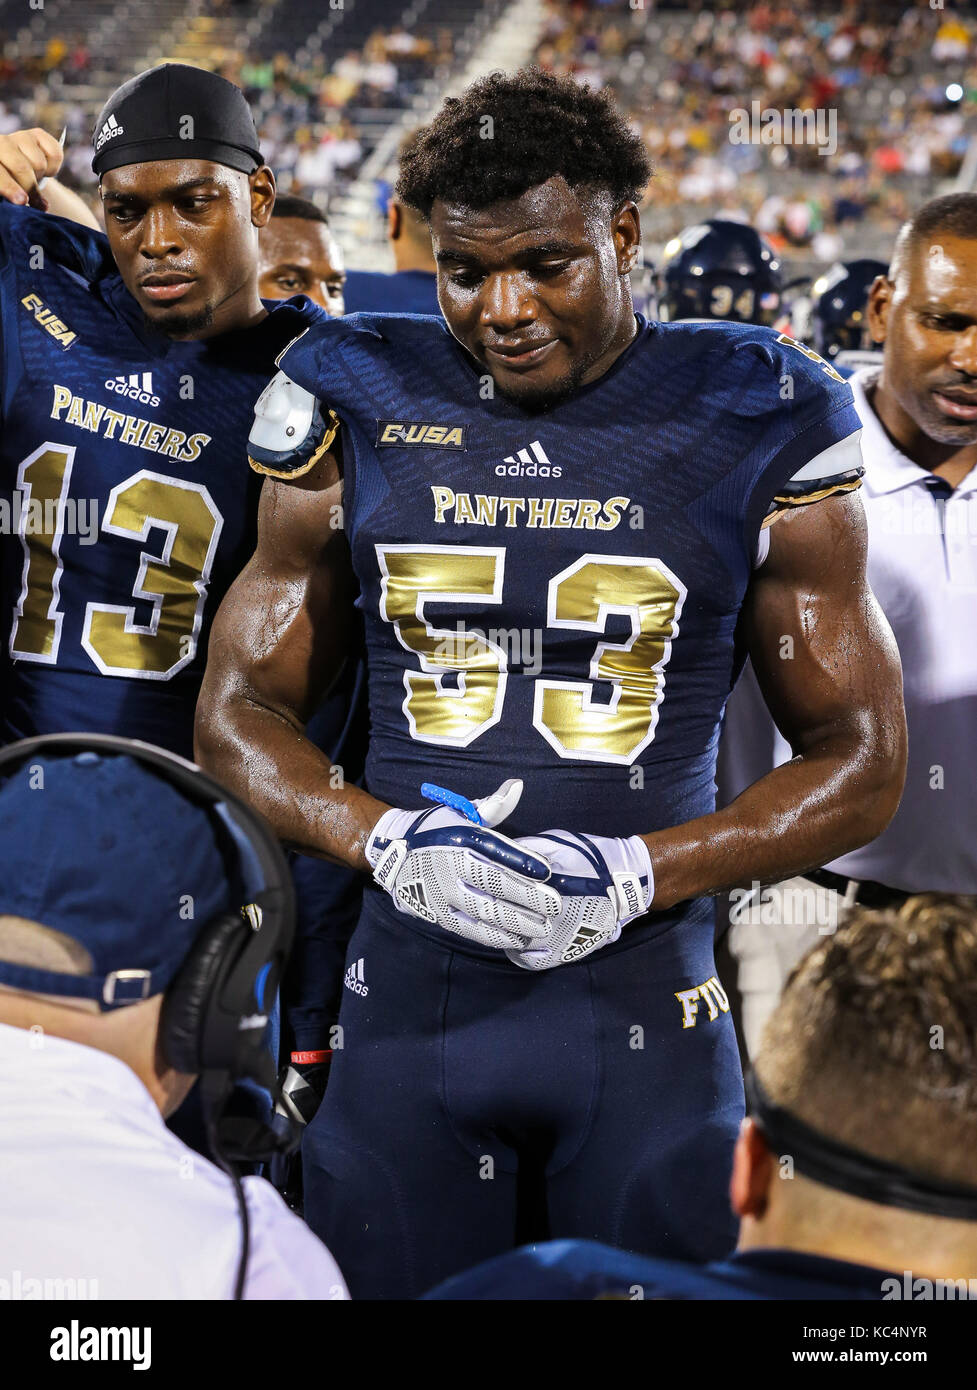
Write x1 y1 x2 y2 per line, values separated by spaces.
675 975 730 1029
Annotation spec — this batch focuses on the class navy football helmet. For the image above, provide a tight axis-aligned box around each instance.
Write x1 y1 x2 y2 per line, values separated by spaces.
810 259 888 360
659 219 783 326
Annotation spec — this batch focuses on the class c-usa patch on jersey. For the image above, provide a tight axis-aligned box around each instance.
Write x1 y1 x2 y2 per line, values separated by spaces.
376 420 466 450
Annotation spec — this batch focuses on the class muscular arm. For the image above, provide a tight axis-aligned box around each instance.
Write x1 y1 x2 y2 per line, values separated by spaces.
194 448 388 870
644 492 907 910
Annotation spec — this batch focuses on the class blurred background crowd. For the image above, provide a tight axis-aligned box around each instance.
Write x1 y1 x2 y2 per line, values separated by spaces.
3 0 977 282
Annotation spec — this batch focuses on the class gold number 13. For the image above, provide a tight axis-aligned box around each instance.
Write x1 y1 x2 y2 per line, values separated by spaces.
376 543 685 765
10 443 223 679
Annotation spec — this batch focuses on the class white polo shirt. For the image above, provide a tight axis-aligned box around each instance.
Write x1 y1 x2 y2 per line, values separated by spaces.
0 1021 350 1300
718 367 977 894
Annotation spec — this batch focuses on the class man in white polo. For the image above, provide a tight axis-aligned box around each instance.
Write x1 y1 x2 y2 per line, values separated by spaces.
720 192 977 1056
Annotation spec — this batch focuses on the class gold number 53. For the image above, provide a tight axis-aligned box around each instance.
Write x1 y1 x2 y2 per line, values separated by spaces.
377 543 686 765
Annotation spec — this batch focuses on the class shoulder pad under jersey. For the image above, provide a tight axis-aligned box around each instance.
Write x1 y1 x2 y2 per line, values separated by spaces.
248 369 338 479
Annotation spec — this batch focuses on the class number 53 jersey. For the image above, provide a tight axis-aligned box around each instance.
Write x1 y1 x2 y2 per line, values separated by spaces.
273 311 863 945
0 204 325 755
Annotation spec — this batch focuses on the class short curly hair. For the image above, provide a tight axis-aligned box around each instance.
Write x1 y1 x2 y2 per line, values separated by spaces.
396 67 652 218
757 894 977 1188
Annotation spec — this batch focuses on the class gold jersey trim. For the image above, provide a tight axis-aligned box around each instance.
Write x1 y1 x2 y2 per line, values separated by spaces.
248 409 340 480
761 474 863 528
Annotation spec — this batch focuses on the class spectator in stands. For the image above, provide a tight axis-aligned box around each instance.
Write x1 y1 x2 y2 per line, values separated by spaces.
426 894 977 1299
343 132 439 317
536 0 973 256
6 1 965 269
933 16 971 65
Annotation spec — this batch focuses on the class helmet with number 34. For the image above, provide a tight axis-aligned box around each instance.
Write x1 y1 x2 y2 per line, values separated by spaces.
658 218 783 327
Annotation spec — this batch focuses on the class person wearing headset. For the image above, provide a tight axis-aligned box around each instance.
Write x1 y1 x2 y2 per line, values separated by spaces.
0 734 348 1300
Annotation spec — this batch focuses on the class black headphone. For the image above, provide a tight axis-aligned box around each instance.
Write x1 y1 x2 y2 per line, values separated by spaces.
0 732 302 1297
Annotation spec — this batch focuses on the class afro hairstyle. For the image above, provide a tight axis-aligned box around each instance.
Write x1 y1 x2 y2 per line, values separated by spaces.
396 67 652 219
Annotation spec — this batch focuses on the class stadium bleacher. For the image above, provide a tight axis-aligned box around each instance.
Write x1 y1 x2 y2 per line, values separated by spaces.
1 0 977 279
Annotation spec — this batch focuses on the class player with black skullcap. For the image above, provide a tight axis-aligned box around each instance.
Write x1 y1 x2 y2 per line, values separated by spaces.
0 63 317 746
0 66 358 1138
90 63 275 337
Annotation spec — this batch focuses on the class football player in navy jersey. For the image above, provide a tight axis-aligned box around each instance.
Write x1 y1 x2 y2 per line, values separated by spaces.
0 68 366 1148
658 218 783 327
343 131 440 318
197 69 907 1298
0 63 332 756
810 258 888 379
257 195 348 317
342 197 440 317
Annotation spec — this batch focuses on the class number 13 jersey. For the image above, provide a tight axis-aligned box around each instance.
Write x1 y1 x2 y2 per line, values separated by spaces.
0 203 325 755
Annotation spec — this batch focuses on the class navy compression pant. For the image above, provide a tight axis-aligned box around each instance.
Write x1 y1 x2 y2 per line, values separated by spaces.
302 899 744 1299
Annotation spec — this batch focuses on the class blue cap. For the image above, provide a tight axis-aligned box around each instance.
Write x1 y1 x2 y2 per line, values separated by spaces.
0 752 232 1008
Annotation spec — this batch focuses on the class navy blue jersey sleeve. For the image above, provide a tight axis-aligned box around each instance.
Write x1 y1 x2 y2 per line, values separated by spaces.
0 202 113 286
0 204 113 422
271 312 442 418
273 314 383 404
725 330 863 553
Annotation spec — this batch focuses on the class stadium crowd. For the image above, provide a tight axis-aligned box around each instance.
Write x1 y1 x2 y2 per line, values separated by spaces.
0 13 462 218
3 0 977 267
535 0 977 261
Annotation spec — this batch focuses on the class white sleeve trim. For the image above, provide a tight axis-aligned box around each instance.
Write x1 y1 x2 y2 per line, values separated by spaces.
754 528 771 569
753 430 863 568
787 429 863 482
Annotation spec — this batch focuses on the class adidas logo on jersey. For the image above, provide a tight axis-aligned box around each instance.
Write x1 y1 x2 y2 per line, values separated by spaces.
495 439 561 479
95 113 124 151
344 957 369 997
105 372 160 408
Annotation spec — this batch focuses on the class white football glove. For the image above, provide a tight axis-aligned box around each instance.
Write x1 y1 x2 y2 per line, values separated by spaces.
502 831 654 971
366 780 562 952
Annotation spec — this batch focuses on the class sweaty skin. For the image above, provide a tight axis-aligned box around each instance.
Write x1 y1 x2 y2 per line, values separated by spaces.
0 136 280 342
197 446 384 871
258 216 346 315
867 232 977 488
644 493 906 908
196 177 907 903
432 177 640 410
99 157 276 339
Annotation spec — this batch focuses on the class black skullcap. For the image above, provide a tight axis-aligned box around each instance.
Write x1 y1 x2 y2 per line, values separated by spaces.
92 63 262 177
